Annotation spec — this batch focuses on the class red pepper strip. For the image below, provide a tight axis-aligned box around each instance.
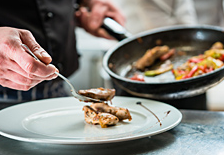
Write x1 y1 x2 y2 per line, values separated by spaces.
205 67 214 73
199 66 206 73
177 70 186 74
182 66 198 79
220 54 224 61
130 74 145 81
198 64 207 73
160 49 175 61
188 58 204 63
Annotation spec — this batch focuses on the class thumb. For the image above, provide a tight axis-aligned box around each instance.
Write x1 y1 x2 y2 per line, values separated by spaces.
19 29 52 65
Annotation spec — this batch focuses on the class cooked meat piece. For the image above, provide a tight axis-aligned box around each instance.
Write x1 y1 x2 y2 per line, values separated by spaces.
78 87 115 101
90 102 132 121
135 45 169 70
83 106 119 128
83 106 100 125
98 113 119 128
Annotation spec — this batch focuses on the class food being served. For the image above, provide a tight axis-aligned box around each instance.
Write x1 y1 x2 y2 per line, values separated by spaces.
78 87 115 101
83 106 119 128
172 42 224 80
90 102 132 121
80 87 132 128
83 103 132 128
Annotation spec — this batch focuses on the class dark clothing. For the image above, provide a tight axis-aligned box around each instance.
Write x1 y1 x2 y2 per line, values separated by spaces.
0 0 79 104
0 0 79 76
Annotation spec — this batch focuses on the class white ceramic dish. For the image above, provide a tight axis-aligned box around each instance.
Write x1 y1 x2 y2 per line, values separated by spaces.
0 96 182 144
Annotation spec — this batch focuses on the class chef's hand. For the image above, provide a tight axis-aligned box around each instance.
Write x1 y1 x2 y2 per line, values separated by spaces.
75 0 125 39
0 27 58 91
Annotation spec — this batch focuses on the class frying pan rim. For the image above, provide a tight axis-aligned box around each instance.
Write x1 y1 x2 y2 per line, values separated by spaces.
103 25 224 85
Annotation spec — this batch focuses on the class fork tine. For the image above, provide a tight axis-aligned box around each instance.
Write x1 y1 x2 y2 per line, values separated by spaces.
55 72 103 102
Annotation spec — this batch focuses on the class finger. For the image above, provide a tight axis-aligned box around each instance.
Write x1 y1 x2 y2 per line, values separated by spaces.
77 7 90 30
0 78 40 91
9 45 57 77
105 11 126 26
2 57 58 81
6 60 58 80
3 29 57 77
19 29 52 65
2 69 42 86
91 1 125 26
89 3 108 30
93 28 114 40
103 1 125 26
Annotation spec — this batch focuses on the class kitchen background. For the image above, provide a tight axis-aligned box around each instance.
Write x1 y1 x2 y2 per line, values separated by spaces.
65 0 224 111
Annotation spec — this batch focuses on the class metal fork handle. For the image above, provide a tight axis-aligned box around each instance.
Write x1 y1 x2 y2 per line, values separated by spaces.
54 72 76 92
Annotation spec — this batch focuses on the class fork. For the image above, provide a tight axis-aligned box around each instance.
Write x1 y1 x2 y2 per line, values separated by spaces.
21 44 103 103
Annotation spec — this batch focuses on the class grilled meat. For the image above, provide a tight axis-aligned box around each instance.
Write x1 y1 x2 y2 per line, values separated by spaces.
135 45 169 70
78 87 115 101
83 105 119 128
90 102 132 121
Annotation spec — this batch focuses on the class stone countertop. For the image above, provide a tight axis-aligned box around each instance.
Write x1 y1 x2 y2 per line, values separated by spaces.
0 109 223 155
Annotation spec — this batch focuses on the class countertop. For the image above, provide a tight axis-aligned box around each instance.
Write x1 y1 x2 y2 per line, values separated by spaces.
0 109 224 155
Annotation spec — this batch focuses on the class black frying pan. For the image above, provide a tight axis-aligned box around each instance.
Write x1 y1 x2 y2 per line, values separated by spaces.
102 18 224 100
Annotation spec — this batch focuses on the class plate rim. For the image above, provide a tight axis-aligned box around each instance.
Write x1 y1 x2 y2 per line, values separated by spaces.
0 96 182 144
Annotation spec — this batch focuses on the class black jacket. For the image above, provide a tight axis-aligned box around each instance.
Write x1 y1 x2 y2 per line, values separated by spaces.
0 0 79 77
0 0 80 103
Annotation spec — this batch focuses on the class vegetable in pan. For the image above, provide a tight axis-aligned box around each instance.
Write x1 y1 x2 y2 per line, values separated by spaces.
172 42 224 80
129 45 175 81
144 60 173 76
129 42 224 82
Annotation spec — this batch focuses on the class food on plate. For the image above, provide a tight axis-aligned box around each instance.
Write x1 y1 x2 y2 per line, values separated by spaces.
134 45 170 70
81 88 132 128
172 42 224 80
78 87 115 101
83 103 132 128
83 106 119 128
90 102 132 121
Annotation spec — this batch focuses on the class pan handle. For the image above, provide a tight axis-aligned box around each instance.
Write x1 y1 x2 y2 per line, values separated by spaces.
102 17 132 41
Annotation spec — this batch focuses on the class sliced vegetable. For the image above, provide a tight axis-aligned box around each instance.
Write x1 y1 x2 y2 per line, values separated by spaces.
181 66 198 79
130 74 145 81
160 49 175 61
172 42 224 80
188 57 204 63
145 64 173 76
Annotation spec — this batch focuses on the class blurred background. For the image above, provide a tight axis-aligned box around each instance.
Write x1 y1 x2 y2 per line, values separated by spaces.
67 0 224 111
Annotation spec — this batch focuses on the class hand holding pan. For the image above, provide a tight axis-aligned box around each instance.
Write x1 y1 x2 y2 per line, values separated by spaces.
102 18 224 100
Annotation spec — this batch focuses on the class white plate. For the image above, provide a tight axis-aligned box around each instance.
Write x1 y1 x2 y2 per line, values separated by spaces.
0 96 182 144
